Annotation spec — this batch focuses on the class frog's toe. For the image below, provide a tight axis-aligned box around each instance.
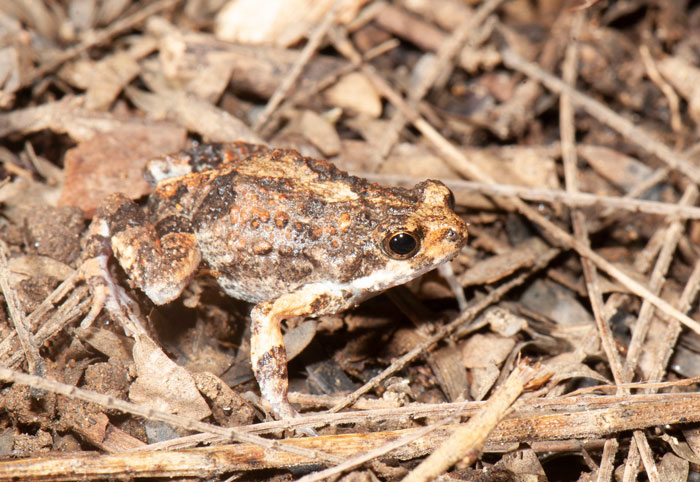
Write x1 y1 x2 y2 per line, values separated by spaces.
80 255 142 329
268 399 318 436
80 256 110 328
267 394 298 421
81 288 106 328
300 426 318 437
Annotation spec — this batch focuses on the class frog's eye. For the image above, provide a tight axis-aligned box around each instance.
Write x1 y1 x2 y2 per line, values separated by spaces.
383 231 420 259
447 189 456 210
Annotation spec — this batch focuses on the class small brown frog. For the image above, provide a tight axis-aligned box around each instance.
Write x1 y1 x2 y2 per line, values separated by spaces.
82 142 468 422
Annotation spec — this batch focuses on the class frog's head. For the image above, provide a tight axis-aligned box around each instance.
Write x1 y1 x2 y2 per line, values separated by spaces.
350 180 468 294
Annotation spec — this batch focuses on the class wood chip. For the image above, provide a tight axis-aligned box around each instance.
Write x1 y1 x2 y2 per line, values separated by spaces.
324 72 382 118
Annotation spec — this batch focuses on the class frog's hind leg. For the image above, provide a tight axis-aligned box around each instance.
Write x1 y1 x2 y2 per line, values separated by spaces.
250 285 347 432
82 193 201 326
250 300 297 422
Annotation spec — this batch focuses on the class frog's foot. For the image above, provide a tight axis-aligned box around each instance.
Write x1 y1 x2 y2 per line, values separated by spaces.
256 346 297 419
80 216 145 333
257 360 317 437
81 255 142 327
251 298 324 436
82 193 201 331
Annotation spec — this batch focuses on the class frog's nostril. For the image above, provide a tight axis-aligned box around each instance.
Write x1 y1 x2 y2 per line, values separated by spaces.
445 227 467 246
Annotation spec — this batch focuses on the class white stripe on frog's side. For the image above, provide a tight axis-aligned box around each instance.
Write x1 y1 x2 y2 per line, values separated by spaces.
308 255 457 310
345 257 453 293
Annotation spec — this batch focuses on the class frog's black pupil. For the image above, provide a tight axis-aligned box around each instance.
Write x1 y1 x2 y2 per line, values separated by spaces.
389 233 417 256
447 189 456 210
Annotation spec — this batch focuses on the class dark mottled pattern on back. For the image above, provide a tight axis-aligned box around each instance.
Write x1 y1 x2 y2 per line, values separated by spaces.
184 147 425 302
191 170 238 230
154 215 194 237
141 142 465 306
185 142 271 173
106 199 149 235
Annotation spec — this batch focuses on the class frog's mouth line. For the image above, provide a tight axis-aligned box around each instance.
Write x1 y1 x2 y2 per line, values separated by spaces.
345 252 461 296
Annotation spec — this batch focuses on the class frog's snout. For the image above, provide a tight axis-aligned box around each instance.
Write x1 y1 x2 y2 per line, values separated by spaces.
446 228 463 244
444 225 468 248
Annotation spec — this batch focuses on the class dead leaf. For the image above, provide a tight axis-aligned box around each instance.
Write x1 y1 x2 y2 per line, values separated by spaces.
292 110 341 156
146 19 347 99
458 237 550 287
325 72 382 118
579 144 653 192
215 0 364 47
9 256 74 282
428 345 468 402
520 279 594 326
500 448 547 478
77 327 134 365
129 334 211 420
469 366 500 401
481 307 529 338
463 146 561 189
462 334 516 368
58 120 186 216
657 56 700 125
126 86 262 145
58 37 156 110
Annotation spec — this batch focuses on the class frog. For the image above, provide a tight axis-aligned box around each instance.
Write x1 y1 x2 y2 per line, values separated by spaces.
81 142 468 423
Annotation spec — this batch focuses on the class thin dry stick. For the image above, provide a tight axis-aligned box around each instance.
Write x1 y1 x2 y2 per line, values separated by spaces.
622 437 642 482
639 45 682 135
0 241 43 376
361 63 700 338
259 38 400 139
402 363 542 482
646 259 700 383
619 188 697 482
559 32 660 476
0 270 83 366
597 439 619 482
329 247 559 413
19 0 181 88
0 366 342 464
500 46 700 184
378 0 505 157
567 377 700 397
4 291 91 369
623 185 698 379
297 412 456 482
136 377 700 452
559 12 626 388
4 391 700 478
559 36 658 480
364 173 700 220
633 432 661 482
558 18 647 475
253 0 347 132
616 259 700 482
524 31 676 482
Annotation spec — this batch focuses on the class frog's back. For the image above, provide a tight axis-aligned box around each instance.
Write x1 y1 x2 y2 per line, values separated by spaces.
178 146 411 303
144 143 466 306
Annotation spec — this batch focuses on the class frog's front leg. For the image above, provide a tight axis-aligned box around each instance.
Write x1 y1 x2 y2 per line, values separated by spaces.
250 285 347 421
82 193 201 325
